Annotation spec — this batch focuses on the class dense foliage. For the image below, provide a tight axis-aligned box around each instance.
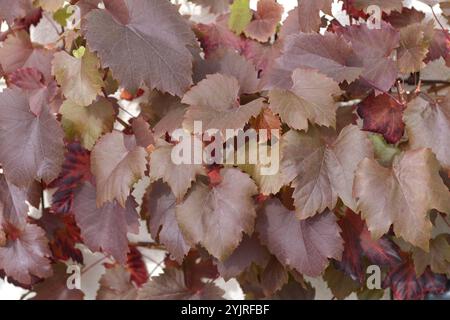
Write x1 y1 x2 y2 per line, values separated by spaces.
0 0 450 300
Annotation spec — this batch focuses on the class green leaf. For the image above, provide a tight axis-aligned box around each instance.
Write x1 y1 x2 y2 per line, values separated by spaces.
368 133 400 167
228 0 252 34
72 46 86 59
53 5 74 27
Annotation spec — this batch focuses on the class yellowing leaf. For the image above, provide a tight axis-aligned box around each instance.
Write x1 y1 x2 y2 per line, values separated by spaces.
60 97 116 150
229 0 252 35
36 0 66 12
412 235 450 276
397 22 432 74
52 47 104 107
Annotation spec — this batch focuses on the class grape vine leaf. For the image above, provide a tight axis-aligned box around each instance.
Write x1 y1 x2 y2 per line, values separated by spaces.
236 139 286 196
182 74 265 136
140 92 186 138
357 93 406 144
384 7 425 29
267 32 363 90
280 0 332 36
403 94 450 170
50 143 92 214
142 181 191 263
354 148 450 250
228 0 252 35
244 0 283 42
138 268 225 300
52 47 104 107
0 175 40 226
338 22 399 93
36 0 65 12
216 234 270 280
194 15 243 58
60 97 116 150
259 256 289 296
131 117 155 150
72 182 139 264
281 125 373 219
0 31 54 81
0 0 35 25
195 49 259 94
269 68 342 131
383 258 447 300
83 0 198 96
323 264 361 300
149 140 206 201
0 222 52 284
176 168 258 261
397 22 433 74
8 67 58 116
412 234 450 276
32 263 84 300
36 210 83 263
256 198 344 277
91 131 147 207
126 245 149 287
97 265 138 300
0 88 64 187
337 209 401 282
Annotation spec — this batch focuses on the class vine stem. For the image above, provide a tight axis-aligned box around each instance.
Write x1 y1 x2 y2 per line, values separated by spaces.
40 180 46 211
132 242 166 250
81 256 108 275
116 116 131 130
141 253 159 264
405 79 450 86
362 78 404 106
148 259 166 278
117 104 137 119
430 5 450 41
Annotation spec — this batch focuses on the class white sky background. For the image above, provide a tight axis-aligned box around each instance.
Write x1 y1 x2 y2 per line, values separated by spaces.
0 0 446 300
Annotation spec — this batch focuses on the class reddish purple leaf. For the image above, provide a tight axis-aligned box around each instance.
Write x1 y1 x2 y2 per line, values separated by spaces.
194 15 244 58
50 143 92 214
36 210 83 263
357 93 406 144
0 222 52 285
383 258 447 300
337 209 401 282
72 182 139 264
256 199 344 277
